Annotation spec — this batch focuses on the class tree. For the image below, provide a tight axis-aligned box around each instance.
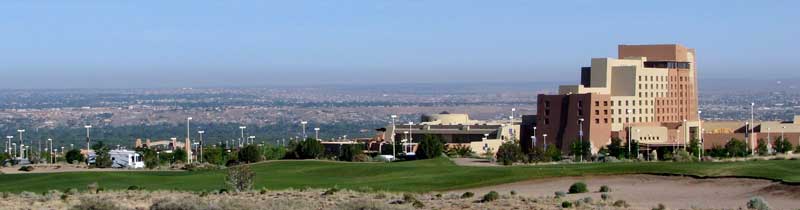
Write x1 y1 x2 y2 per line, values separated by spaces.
338 144 364 162
202 147 224 165
495 141 523 165
262 144 286 160
299 138 323 159
756 139 769 156
416 134 444 159
606 137 625 159
773 136 794 154
65 149 85 164
91 141 107 151
94 148 112 168
225 165 255 192
136 148 158 169
172 148 187 163
689 138 701 157
545 144 562 161
238 144 262 163
725 138 748 157
569 140 591 161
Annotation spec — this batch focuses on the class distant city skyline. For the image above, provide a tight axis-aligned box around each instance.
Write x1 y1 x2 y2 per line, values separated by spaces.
1 1 798 89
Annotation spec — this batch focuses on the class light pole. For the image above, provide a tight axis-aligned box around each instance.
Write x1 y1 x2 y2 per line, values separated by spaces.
698 110 703 159
543 134 548 149
532 126 537 149
5 136 12 155
745 121 750 154
198 130 205 163
578 118 584 162
239 126 246 148
403 131 409 153
249 136 255 146
767 127 772 154
750 102 755 153
510 108 516 141
683 119 688 151
186 117 192 164
300 121 308 140
390 115 397 159
407 122 414 146
84 125 92 154
314 128 320 140
17 129 25 158
48 138 52 164
11 143 16 159
626 109 632 158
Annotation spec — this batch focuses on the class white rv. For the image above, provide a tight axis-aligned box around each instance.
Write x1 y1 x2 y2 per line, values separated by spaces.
109 150 145 169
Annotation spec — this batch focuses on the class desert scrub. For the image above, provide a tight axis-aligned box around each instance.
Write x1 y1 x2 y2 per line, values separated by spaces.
87 182 99 194
322 187 340 196
600 193 611 201
561 201 573 208
225 165 255 192
554 191 566 198
747 196 771 210
334 199 413 210
568 182 588 194
70 196 127 210
652 203 666 210
460 191 474 199
613 200 630 208
149 196 207 210
480 191 499 203
599 185 611 192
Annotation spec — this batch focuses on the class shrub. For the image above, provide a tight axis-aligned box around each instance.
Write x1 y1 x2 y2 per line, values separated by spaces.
773 137 794 154
334 199 408 210
613 200 630 208
69 197 124 210
446 144 474 157
581 197 593 204
496 141 523 165
259 188 268 195
225 165 255 192
262 144 286 160
652 203 667 210
509 190 517 195
65 149 85 164
402 193 417 203
756 139 770 156
480 191 499 203
568 182 588 194
237 145 262 163
545 145 562 161
412 200 425 208
338 144 364 162
599 185 611 192
87 182 99 194
287 138 324 159
672 150 697 162
460 192 474 199
18 165 34 172
149 196 207 210
322 188 340 196
554 191 566 198
561 201 573 208
416 134 444 160
126 185 141 191
747 196 771 210
601 193 611 201
725 138 748 157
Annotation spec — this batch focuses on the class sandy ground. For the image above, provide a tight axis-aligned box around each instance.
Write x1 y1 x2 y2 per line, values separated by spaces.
449 174 800 209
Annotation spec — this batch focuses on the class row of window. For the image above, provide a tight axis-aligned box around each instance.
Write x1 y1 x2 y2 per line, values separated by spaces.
636 74 692 83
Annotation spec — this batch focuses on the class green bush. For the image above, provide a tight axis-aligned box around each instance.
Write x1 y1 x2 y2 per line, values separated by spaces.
238 145 262 163
338 144 364 162
65 149 85 164
496 141 523 165
460 192 474 199
93 148 112 168
725 138 748 157
172 148 188 164
262 144 286 160
402 193 418 203
773 137 793 154
569 140 591 161
652 203 666 210
416 134 444 159
561 201 573 208
568 182 588 194
599 185 611 192
288 138 324 159
747 196 771 210
18 165 34 172
756 139 769 156
480 191 499 203
673 150 697 162
445 144 474 157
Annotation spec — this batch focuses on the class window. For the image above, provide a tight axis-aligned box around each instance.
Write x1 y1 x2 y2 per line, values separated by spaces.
595 119 600 124
595 110 600 115
595 101 599 106
545 101 550 108
604 101 608 106
604 118 608 123
545 118 550 125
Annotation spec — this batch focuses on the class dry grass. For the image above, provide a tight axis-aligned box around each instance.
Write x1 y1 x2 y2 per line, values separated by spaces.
0 188 631 210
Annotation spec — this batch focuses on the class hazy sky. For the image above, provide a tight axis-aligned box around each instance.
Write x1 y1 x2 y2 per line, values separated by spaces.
1 1 797 89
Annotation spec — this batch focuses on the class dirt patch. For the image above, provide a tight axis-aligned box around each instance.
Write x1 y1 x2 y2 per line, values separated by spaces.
448 174 800 209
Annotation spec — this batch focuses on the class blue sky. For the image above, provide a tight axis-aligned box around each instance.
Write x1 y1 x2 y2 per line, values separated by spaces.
0 1 797 89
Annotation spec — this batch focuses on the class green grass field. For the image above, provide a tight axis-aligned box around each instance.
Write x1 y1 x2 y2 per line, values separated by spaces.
0 158 798 193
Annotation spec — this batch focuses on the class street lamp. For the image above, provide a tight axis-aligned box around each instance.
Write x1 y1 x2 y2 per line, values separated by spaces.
532 126 537 149
249 136 256 145
403 131 409 153
48 138 53 164
314 128 320 140
698 110 703 159
407 122 414 145
390 115 397 159
239 126 246 148
17 129 25 158
11 143 16 159
5 136 12 154
84 125 92 154
186 117 192 163
542 134 548 149
300 121 308 140
198 130 205 163
578 118 584 162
